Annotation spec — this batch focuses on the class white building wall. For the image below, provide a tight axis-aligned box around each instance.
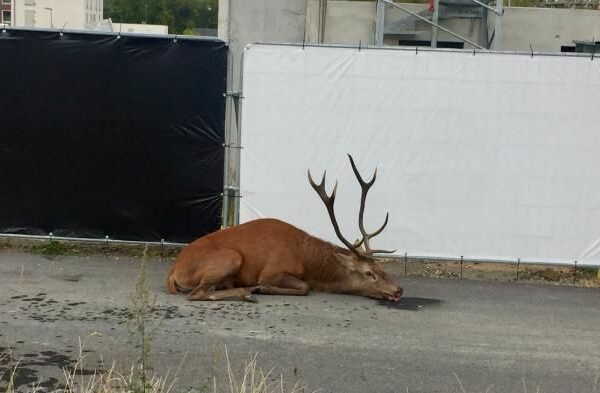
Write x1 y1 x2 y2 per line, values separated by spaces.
14 0 102 30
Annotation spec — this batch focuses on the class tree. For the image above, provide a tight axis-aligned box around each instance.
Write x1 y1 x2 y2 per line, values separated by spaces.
104 0 218 34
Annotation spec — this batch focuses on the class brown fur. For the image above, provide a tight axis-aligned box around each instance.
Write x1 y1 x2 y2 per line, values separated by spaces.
167 218 403 302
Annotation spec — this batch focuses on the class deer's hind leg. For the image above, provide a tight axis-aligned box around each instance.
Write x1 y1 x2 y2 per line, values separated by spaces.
182 249 255 302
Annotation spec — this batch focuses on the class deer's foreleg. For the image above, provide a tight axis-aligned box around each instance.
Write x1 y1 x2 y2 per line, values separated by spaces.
256 274 310 296
187 287 258 302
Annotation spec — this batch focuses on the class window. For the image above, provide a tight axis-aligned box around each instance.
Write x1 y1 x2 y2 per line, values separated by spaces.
1 10 11 24
24 0 35 5
2 0 11 5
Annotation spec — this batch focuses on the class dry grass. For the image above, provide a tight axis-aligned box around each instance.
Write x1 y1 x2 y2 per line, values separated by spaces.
1 345 309 393
216 346 310 393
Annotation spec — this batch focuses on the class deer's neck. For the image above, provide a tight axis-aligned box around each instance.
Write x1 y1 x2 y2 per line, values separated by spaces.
301 237 359 292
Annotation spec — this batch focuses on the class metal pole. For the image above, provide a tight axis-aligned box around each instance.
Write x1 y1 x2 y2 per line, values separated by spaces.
45 7 53 29
233 51 245 226
431 0 440 48
382 0 485 49
492 0 503 50
375 0 385 46
222 48 234 228
470 0 504 15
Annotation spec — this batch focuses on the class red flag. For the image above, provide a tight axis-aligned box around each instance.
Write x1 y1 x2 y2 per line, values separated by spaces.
428 0 435 12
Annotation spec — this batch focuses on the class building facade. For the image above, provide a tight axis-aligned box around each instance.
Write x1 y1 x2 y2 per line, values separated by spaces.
13 0 102 30
1 0 13 26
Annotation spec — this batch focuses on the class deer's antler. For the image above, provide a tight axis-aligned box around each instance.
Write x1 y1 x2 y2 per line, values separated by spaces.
308 169 362 257
308 155 394 258
347 154 395 256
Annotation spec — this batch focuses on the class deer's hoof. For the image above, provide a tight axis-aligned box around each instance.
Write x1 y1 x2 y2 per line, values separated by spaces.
244 294 258 303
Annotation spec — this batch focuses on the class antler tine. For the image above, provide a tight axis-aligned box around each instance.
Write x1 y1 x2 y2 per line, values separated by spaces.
348 154 377 188
308 169 360 256
370 212 389 239
347 154 393 256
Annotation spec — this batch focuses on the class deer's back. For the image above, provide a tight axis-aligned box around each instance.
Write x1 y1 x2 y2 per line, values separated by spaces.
178 219 323 281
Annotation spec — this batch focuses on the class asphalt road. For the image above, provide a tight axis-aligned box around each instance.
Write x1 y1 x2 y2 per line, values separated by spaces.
0 250 599 393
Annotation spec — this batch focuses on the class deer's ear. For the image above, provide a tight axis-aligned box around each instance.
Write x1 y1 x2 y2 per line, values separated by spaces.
334 252 357 271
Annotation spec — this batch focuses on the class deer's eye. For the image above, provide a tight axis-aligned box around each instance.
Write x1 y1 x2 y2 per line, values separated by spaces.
365 271 376 280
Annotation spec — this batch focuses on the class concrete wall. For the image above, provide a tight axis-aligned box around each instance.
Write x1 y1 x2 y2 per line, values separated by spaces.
220 0 600 56
499 7 600 51
220 0 306 88
324 1 376 45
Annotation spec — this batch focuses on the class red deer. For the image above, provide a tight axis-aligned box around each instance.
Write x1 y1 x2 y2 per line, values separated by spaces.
166 154 403 302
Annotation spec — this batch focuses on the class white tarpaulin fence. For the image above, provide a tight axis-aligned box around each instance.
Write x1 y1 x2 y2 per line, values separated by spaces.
240 43 600 266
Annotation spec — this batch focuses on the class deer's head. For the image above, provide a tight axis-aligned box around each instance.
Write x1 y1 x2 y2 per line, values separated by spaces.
309 154 403 302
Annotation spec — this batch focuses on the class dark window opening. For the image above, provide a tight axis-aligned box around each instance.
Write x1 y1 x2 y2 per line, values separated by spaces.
398 39 465 49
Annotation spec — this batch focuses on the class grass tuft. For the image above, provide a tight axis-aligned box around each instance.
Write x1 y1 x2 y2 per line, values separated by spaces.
31 240 70 256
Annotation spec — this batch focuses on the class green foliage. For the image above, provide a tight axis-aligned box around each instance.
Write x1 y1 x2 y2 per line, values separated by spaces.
31 240 69 256
508 0 538 6
577 266 599 276
127 245 158 393
104 0 218 35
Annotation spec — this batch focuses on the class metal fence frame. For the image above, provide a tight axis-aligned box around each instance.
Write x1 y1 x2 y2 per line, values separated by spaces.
230 42 599 269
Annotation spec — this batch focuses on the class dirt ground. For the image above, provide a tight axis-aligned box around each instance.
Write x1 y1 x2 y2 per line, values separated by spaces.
1 236 598 288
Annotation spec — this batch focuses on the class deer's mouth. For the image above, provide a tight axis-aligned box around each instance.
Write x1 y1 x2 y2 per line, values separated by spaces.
382 290 402 302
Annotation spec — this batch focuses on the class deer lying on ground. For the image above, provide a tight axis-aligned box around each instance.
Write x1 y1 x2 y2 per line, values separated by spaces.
166 154 403 302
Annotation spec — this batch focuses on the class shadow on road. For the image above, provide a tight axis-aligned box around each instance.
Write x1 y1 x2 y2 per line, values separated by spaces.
377 296 444 311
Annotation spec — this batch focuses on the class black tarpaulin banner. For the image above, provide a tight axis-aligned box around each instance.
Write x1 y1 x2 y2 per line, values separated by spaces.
0 29 227 243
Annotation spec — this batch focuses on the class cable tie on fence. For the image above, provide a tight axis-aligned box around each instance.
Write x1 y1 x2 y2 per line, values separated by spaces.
59 22 68 38
529 43 534 58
